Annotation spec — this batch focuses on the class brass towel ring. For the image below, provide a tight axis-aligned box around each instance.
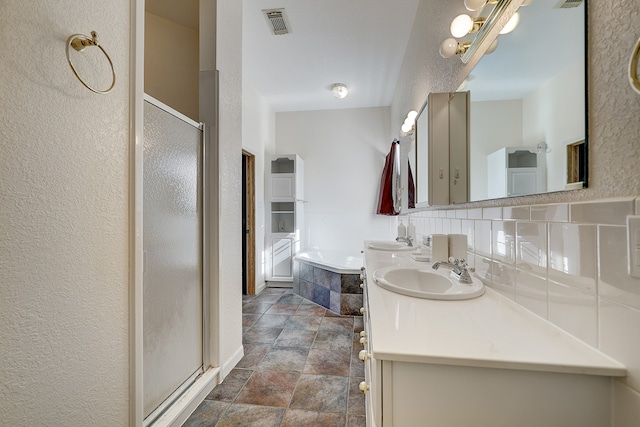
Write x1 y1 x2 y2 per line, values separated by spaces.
65 31 116 94
630 36 640 95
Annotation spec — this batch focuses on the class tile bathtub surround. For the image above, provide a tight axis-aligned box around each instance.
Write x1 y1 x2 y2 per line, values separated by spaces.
407 196 640 415
293 260 363 316
185 288 366 427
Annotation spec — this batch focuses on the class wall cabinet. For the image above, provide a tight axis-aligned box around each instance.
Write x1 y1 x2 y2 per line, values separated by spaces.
487 146 546 198
266 155 304 282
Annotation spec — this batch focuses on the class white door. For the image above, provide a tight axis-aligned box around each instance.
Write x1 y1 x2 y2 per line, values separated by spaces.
143 99 203 420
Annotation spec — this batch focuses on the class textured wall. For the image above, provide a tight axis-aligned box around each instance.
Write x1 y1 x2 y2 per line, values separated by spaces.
393 0 640 207
0 1 130 425
217 0 244 372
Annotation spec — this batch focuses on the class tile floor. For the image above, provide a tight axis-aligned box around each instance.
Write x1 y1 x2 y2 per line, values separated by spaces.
184 287 366 427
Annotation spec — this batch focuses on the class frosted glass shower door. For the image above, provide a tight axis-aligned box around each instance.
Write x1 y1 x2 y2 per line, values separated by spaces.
143 99 203 420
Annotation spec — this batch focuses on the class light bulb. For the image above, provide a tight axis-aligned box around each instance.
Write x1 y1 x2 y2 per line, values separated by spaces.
464 0 487 11
440 38 459 58
450 14 474 38
401 123 413 134
407 110 418 121
486 38 499 54
500 12 519 34
331 83 348 99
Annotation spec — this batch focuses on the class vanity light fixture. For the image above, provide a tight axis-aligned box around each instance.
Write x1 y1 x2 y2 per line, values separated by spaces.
440 0 515 63
331 83 349 99
400 110 418 136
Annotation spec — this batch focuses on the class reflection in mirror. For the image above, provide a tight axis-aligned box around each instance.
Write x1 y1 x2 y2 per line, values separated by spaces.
465 0 586 201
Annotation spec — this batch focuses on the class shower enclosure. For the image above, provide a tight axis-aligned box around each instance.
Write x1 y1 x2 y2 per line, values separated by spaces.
142 95 205 423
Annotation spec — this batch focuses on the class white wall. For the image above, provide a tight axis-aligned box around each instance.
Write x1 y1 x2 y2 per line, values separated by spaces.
469 99 523 201
276 107 395 254
242 82 276 291
523 59 585 193
145 12 199 121
0 1 130 425
216 0 244 373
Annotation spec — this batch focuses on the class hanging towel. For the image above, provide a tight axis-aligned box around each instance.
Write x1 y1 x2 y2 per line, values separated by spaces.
376 141 400 215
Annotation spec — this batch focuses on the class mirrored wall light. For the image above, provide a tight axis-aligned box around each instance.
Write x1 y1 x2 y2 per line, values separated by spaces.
331 83 349 99
440 38 472 58
464 0 498 11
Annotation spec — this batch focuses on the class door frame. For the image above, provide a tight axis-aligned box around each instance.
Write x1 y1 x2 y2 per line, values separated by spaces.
242 150 256 295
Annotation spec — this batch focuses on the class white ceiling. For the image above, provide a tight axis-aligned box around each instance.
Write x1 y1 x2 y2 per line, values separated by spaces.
146 0 584 111
243 0 420 112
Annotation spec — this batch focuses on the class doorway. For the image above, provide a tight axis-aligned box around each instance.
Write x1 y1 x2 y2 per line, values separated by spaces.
242 151 256 295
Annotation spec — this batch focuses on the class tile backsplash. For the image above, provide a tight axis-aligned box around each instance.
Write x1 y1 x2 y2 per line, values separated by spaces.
408 196 640 414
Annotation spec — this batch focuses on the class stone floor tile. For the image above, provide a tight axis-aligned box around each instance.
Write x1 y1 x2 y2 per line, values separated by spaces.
253 314 290 329
277 294 304 305
348 376 366 415
285 315 323 331
281 409 346 427
242 327 282 345
313 329 353 350
289 374 349 413
347 414 367 427
265 303 300 315
236 344 270 369
235 371 299 407
182 400 229 427
295 304 327 317
319 316 354 333
242 313 261 328
215 403 285 427
256 346 309 372
242 302 273 314
204 368 253 402
274 328 317 348
303 347 351 377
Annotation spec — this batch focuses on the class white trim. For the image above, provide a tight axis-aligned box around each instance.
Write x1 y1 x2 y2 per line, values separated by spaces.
149 367 220 427
130 0 145 425
255 281 267 295
220 345 245 379
143 94 202 129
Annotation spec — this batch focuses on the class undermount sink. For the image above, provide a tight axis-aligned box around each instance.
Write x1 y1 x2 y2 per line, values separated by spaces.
372 266 485 300
367 241 415 251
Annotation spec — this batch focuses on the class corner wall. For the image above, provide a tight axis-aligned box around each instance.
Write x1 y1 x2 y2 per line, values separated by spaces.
276 107 396 254
0 1 131 424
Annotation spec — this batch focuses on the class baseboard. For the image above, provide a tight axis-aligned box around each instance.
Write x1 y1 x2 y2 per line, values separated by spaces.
220 344 245 379
255 280 267 295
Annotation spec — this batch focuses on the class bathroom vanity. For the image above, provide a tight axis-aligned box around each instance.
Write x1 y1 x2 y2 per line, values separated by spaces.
360 244 626 427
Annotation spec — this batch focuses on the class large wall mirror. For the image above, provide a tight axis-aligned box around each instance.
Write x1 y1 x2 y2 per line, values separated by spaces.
411 0 587 205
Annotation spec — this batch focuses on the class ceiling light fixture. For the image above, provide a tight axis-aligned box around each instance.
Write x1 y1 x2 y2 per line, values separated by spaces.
331 83 349 99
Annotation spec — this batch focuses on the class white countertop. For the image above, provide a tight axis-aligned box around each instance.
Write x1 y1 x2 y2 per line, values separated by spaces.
363 244 626 377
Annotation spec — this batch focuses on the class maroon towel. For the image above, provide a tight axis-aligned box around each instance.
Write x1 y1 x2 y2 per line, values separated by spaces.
376 141 399 215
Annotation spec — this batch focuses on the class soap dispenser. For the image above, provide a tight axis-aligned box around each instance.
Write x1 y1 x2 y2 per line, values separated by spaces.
407 217 416 242
397 219 406 238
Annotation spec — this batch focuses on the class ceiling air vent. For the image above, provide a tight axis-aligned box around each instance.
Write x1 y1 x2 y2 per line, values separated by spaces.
263 8 291 35
554 0 583 8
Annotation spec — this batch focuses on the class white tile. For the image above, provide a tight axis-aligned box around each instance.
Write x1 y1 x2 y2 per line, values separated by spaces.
548 281 598 347
473 254 492 286
600 298 640 391
489 261 516 301
492 221 515 264
548 223 597 294
467 208 483 219
503 206 530 221
434 218 443 234
442 219 451 235
613 380 640 427
570 198 635 225
447 210 457 218
516 269 548 319
438 210 448 218
455 209 467 219
449 219 462 234
474 220 492 257
461 220 475 252
531 203 569 222
516 222 548 277
483 207 502 220
598 225 640 310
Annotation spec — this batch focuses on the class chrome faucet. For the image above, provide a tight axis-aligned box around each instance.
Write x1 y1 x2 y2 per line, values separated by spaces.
432 257 475 284
395 236 413 247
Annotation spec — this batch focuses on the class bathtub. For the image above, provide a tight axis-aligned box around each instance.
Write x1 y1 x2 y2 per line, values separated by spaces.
293 250 364 315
